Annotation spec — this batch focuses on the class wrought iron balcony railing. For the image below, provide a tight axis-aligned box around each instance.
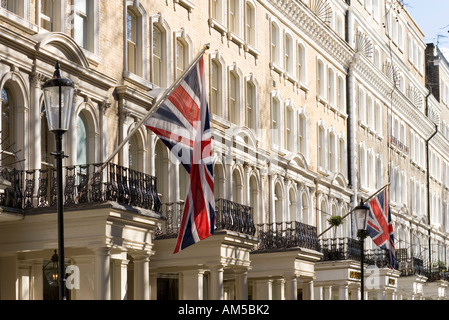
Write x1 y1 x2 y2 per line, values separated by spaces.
255 221 321 252
156 198 256 237
0 163 161 213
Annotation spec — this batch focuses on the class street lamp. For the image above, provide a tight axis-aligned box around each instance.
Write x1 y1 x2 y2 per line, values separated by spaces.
354 199 369 301
42 61 75 300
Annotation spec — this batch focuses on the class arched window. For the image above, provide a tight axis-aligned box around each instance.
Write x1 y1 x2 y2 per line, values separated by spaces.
175 38 186 78
155 139 169 204
301 192 310 225
337 76 345 112
274 182 283 223
249 174 260 224
1 86 15 168
288 187 297 222
232 169 243 204
77 114 88 165
328 129 336 173
318 121 327 170
127 8 138 75
358 86 366 124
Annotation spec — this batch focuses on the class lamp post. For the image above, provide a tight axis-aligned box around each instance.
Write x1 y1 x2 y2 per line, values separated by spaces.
42 61 75 300
354 199 369 301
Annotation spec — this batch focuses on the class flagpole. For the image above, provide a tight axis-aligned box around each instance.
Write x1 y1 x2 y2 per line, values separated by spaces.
75 43 210 202
317 183 390 238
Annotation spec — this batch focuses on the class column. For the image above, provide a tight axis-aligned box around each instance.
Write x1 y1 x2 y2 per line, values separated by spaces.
132 254 150 300
339 283 349 300
273 279 286 300
303 278 314 300
94 248 111 300
285 276 297 300
314 286 323 300
112 257 129 300
323 286 332 300
253 279 273 300
234 269 248 300
29 72 43 171
210 265 224 300
181 269 205 300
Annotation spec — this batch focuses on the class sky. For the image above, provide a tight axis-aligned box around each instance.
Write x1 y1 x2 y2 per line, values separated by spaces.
402 0 449 56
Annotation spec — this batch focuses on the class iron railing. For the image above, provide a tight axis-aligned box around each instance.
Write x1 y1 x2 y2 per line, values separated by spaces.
256 221 321 252
157 198 256 237
0 163 161 213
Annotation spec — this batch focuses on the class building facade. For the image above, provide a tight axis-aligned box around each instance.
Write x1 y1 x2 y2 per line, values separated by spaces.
0 0 448 300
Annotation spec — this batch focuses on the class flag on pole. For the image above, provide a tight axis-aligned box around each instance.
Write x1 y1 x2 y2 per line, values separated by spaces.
366 188 396 269
144 55 215 253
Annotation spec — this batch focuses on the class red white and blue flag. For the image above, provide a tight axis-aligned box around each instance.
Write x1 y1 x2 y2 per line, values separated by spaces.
366 188 396 268
145 56 215 253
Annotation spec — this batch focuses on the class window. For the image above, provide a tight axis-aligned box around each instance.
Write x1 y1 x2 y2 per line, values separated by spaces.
176 39 186 78
318 122 327 170
339 136 347 177
285 32 294 75
210 52 225 118
151 14 169 87
127 10 138 74
317 59 325 98
271 21 281 66
297 42 306 83
152 25 163 85
211 0 224 24
1 87 15 168
40 0 54 31
271 93 282 147
73 0 88 48
358 86 366 124
285 105 294 151
298 111 308 158
328 68 335 105
229 72 238 124
229 0 241 36
359 144 367 188
211 60 219 115
367 94 374 128
337 76 345 112
375 101 382 133
246 78 256 130
77 114 88 165
245 1 256 47
328 130 336 172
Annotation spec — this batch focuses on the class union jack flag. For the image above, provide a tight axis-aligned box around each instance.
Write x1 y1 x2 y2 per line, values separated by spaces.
366 188 396 269
145 56 215 253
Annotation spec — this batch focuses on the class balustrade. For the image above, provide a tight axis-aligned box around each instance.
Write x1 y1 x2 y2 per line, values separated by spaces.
0 163 161 213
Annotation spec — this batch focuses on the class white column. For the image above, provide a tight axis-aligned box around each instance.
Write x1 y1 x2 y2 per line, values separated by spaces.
234 269 248 300
29 72 43 171
112 257 129 300
210 265 224 300
94 247 111 300
132 254 150 300
273 279 286 300
323 286 332 300
285 276 297 300
74 255 94 300
314 286 323 300
339 283 349 300
181 269 205 300
303 278 314 300
253 279 273 300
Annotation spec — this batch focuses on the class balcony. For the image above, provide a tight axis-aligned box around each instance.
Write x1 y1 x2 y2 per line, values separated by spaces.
156 198 256 237
320 237 393 268
255 221 321 252
0 163 161 213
